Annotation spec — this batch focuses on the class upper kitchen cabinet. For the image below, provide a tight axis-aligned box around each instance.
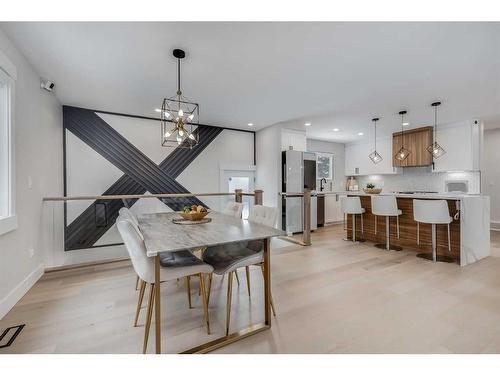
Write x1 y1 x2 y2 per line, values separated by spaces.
432 121 482 172
281 128 307 151
345 137 397 176
392 126 433 167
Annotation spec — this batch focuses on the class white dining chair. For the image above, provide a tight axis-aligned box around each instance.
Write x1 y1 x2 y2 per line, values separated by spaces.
120 207 202 309
116 215 213 353
202 205 278 336
222 201 244 218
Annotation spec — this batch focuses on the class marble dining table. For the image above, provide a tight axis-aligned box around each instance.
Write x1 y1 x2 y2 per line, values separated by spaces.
137 211 285 354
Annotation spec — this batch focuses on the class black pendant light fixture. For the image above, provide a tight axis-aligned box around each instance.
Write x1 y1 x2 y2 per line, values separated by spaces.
427 101 446 158
394 110 411 161
368 117 383 164
159 49 199 149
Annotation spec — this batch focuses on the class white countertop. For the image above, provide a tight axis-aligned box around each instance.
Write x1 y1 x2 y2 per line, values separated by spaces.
344 191 484 200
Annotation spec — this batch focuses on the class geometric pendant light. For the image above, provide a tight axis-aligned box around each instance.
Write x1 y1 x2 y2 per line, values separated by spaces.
368 117 383 164
394 110 411 161
159 49 199 149
427 101 446 158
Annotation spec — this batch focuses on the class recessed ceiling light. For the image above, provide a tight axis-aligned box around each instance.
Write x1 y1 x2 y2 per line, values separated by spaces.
358 132 364 136
248 123 254 127
403 122 409 126
304 122 311 127
155 108 161 112
333 128 339 132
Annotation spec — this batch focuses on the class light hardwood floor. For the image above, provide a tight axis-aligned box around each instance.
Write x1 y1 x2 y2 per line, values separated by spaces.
2 225 500 354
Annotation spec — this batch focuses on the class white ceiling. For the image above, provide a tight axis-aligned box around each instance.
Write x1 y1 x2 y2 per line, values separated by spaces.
1 22 499 142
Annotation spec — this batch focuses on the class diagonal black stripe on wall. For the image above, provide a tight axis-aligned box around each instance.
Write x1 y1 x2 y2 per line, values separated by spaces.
64 106 223 251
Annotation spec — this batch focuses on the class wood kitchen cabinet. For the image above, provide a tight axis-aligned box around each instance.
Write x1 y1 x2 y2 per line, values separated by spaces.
392 126 433 167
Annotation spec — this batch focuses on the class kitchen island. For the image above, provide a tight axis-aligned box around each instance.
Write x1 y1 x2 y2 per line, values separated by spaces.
344 192 490 266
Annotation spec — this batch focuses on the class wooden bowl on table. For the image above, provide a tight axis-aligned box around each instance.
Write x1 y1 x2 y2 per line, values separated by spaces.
363 188 382 194
179 211 209 221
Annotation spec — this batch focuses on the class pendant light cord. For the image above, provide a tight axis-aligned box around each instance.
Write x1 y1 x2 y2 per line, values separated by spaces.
177 58 181 95
401 113 404 147
434 105 437 144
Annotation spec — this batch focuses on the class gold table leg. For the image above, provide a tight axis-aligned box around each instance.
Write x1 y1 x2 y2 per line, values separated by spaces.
154 255 161 354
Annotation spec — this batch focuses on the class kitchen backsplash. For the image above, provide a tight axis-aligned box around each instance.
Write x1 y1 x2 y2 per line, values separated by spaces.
356 167 481 194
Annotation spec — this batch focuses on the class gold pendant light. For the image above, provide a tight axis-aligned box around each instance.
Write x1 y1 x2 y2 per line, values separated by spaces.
394 110 410 161
368 117 383 164
427 101 446 158
159 49 199 149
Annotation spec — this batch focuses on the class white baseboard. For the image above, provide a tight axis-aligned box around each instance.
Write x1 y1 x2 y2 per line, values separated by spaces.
491 221 500 231
0 263 44 319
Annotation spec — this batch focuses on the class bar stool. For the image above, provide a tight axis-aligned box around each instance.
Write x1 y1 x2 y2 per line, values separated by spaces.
413 199 454 263
341 197 365 242
371 195 402 251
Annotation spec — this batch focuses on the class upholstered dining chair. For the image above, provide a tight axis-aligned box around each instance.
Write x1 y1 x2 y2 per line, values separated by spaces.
116 215 213 353
202 205 278 336
222 201 244 218
120 207 205 309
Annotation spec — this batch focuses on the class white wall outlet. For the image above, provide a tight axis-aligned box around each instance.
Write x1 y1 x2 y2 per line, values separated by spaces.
28 248 35 258
28 176 33 189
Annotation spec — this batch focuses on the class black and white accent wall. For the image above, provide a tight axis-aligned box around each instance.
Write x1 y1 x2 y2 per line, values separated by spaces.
63 106 254 252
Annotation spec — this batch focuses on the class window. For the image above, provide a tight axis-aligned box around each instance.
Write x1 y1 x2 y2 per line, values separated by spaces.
316 152 333 180
0 64 16 235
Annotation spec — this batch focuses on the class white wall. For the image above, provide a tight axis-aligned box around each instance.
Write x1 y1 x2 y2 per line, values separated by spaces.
256 125 281 208
483 127 500 229
0 29 63 318
306 139 346 191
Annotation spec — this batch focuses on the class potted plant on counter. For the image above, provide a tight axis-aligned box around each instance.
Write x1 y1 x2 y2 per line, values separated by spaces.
363 183 382 194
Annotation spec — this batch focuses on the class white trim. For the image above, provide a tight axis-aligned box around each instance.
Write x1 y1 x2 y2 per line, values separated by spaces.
0 214 17 236
491 220 500 231
0 49 17 80
0 263 44 319
0 61 16 231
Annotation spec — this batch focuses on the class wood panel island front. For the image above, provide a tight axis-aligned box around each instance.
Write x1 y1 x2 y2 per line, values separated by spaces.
344 193 490 266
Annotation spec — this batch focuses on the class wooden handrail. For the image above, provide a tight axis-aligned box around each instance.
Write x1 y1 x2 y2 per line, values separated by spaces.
43 191 262 202
43 192 237 202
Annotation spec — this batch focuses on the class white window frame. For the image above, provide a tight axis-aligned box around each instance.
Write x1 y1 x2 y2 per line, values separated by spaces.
0 50 17 236
316 152 333 180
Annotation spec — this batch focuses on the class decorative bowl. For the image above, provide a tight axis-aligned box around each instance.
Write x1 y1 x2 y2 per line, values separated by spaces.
363 188 382 194
179 211 209 221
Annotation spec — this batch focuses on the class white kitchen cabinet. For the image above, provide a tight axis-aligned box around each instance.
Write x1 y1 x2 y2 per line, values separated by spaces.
281 129 307 151
345 137 397 176
432 121 481 172
325 193 345 223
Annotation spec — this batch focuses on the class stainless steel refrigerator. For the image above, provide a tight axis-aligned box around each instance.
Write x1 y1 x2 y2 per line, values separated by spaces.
281 150 317 234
